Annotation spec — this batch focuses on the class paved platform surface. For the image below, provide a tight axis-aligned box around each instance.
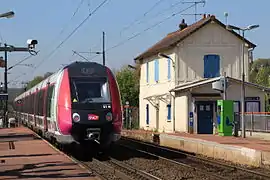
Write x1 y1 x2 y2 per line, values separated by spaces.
122 129 270 167
0 127 99 180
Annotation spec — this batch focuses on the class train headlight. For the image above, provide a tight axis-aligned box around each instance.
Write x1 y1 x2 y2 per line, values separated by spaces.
72 113 80 122
106 112 113 121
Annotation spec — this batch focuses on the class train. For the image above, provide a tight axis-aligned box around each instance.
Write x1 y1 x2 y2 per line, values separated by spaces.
13 61 123 151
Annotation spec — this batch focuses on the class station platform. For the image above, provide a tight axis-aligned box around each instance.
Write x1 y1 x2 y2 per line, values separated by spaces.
0 127 99 180
121 129 270 167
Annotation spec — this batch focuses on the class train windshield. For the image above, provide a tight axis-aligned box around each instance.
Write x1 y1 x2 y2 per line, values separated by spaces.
70 77 111 103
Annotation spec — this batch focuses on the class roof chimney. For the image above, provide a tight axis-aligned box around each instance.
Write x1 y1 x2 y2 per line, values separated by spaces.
179 19 188 30
202 14 206 19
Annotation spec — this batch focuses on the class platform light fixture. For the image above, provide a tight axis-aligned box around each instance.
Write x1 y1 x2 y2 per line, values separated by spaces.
158 53 175 68
0 11 15 19
226 24 259 138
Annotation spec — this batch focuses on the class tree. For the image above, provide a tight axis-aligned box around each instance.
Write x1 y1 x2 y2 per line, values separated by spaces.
249 58 270 83
116 65 139 107
26 76 44 90
25 72 54 90
44 72 54 78
255 66 270 86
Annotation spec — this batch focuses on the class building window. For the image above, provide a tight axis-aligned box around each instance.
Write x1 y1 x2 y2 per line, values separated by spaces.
146 104 149 125
146 62 149 83
154 59 159 82
245 101 260 112
203 54 220 78
167 58 171 80
233 101 240 113
167 104 171 121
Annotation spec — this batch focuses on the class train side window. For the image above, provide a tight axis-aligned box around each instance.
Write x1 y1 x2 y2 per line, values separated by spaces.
30 94 34 114
27 96 30 113
34 93 37 115
35 92 39 115
39 90 44 116
22 97 25 113
25 96 29 113
46 85 54 118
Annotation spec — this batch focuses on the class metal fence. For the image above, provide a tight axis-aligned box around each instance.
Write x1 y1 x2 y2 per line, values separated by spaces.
244 113 270 132
122 106 139 130
234 112 270 133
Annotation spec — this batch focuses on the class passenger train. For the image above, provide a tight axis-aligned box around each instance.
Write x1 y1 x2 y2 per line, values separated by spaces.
13 61 123 151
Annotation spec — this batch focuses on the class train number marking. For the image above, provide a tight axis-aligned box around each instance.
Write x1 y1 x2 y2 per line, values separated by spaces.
103 104 111 109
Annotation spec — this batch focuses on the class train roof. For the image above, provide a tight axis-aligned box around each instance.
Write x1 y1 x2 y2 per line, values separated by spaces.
14 61 107 101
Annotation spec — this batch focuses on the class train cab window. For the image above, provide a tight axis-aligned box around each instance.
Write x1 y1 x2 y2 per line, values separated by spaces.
70 77 110 103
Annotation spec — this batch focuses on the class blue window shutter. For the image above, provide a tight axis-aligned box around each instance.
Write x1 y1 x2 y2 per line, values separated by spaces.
204 55 209 78
146 104 149 125
154 60 159 82
204 55 220 78
146 62 149 83
167 104 171 121
167 59 171 80
214 55 220 77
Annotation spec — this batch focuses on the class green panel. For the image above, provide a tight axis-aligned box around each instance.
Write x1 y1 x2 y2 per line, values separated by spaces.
217 100 233 136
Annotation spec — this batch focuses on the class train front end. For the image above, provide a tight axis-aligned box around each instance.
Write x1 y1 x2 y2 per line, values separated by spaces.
58 62 122 149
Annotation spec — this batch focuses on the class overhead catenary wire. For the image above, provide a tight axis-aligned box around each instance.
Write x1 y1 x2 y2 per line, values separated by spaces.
89 3 196 63
8 51 40 70
13 0 87 79
44 0 85 50
31 0 110 74
131 0 185 29
120 0 166 35
78 0 185 62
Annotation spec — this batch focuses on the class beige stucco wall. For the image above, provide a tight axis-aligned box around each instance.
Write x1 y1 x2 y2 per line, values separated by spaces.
139 49 176 132
138 21 257 133
176 22 251 84
191 82 265 112
175 81 266 133
175 92 189 132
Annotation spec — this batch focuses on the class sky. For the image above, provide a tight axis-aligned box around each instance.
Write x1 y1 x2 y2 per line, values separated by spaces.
0 0 269 88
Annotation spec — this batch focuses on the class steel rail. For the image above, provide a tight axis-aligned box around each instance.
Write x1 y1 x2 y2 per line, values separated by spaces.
117 142 226 180
120 136 270 179
108 157 162 180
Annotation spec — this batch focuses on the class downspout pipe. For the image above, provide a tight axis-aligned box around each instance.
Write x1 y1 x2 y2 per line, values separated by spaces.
169 91 176 132
172 48 179 133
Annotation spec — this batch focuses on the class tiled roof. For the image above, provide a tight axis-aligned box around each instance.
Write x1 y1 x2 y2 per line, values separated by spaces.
134 15 256 61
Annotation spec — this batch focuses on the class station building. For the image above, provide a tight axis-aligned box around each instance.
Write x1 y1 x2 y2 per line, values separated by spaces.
134 14 270 134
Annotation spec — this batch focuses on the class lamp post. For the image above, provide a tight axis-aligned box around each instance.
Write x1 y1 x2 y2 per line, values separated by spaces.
0 11 15 19
0 41 38 128
158 53 175 67
128 65 136 69
226 24 259 138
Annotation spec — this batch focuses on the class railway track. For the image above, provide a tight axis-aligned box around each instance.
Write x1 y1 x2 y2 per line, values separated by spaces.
119 136 270 180
22 124 270 180
33 130 164 179
77 155 163 180
23 125 161 180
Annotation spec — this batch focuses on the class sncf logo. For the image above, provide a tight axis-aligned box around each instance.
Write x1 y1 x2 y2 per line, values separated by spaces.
88 114 99 120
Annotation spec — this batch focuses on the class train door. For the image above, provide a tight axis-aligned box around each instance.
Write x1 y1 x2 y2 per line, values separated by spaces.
50 85 56 131
34 89 38 127
43 85 49 132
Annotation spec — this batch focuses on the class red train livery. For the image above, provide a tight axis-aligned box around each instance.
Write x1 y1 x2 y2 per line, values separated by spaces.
14 61 123 150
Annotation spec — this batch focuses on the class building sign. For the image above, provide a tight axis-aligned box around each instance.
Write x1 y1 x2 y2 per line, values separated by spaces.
0 93 8 100
245 97 260 101
246 101 260 112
